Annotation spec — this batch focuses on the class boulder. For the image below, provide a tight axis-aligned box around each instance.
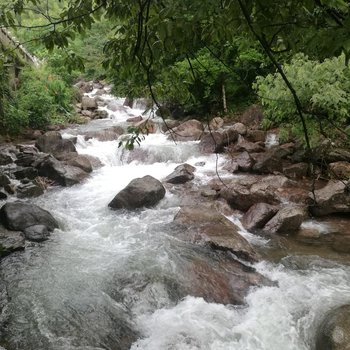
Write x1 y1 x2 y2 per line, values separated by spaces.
251 150 283 174
329 161 350 180
35 131 77 157
81 96 98 110
108 175 166 210
0 201 58 232
161 119 181 133
232 151 254 172
0 192 7 200
168 119 203 141
0 173 10 187
231 122 247 135
209 117 224 130
13 167 38 180
283 163 309 179
0 153 13 165
57 154 93 173
126 116 143 123
134 119 157 134
107 100 126 112
37 156 89 186
199 128 238 153
94 110 109 119
75 81 93 93
310 181 350 216
316 305 350 350
263 206 306 234
164 164 195 184
246 130 266 143
16 182 44 198
221 182 279 211
23 225 50 242
232 136 265 153
0 227 25 257
174 206 258 262
242 203 279 232
240 105 263 128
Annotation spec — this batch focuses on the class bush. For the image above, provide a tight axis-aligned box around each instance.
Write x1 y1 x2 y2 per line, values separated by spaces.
16 66 74 129
254 54 350 145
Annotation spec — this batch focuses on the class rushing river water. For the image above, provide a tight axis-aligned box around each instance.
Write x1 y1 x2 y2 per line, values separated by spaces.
1 91 350 350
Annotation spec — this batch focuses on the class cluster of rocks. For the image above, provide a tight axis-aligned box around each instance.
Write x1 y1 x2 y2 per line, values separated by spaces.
0 131 101 201
0 201 59 257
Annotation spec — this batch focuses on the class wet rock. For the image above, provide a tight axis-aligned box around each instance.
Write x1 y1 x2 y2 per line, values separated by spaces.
126 116 143 123
232 151 254 172
232 136 265 153
168 119 204 141
164 164 195 184
94 110 109 119
174 206 259 262
310 181 350 216
263 206 307 234
0 226 25 257
16 181 44 198
199 128 238 153
201 189 218 199
13 167 38 180
134 119 157 134
316 305 350 350
83 155 103 169
57 154 93 173
38 156 89 186
0 201 59 232
221 180 279 211
209 117 224 130
84 127 124 142
242 203 279 232
0 173 10 187
23 225 50 242
109 175 166 210
0 192 7 200
231 122 247 135
81 96 98 110
35 131 77 157
246 130 266 143
123 97 133 108
251 150 283 174
329 161 350 180
75 80 93 93
283 163 309 179
0 153 13 166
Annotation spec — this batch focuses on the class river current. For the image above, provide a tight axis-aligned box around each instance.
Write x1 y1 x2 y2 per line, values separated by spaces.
1 91 350 350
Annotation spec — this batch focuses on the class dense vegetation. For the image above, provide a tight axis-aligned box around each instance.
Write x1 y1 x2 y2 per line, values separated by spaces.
0 0 350 147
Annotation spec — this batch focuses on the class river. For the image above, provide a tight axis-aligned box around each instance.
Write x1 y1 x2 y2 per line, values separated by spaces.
1 91 350 350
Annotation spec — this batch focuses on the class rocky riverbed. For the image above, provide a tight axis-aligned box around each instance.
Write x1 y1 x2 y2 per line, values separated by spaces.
0 82 349 349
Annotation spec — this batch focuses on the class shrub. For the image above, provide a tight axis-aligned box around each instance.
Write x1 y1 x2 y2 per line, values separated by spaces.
254 54 350 145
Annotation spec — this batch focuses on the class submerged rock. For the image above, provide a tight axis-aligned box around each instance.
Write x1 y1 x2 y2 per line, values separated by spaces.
174 206 258 262
109 175 166 210
316 305 350 350
0 201 59 232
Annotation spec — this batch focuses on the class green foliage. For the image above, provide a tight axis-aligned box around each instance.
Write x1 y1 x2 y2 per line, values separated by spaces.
254 54 350 145
14 66 74 129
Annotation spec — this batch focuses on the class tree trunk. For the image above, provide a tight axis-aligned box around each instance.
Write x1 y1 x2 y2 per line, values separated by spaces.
222 83 227 114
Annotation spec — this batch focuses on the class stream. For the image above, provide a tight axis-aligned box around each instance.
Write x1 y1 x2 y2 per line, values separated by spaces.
1 91 350 350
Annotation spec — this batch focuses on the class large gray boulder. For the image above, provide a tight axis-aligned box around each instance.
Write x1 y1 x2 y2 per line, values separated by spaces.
310 181 350 216
316 305 350 350
35 131 76 157
0 201 59 232
242 203 279 232
37 156 89 186
81 96 98 110
263 206 306 234
164 164 195 184
168 119 204 141
174 206 259 262
109 175 166 210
